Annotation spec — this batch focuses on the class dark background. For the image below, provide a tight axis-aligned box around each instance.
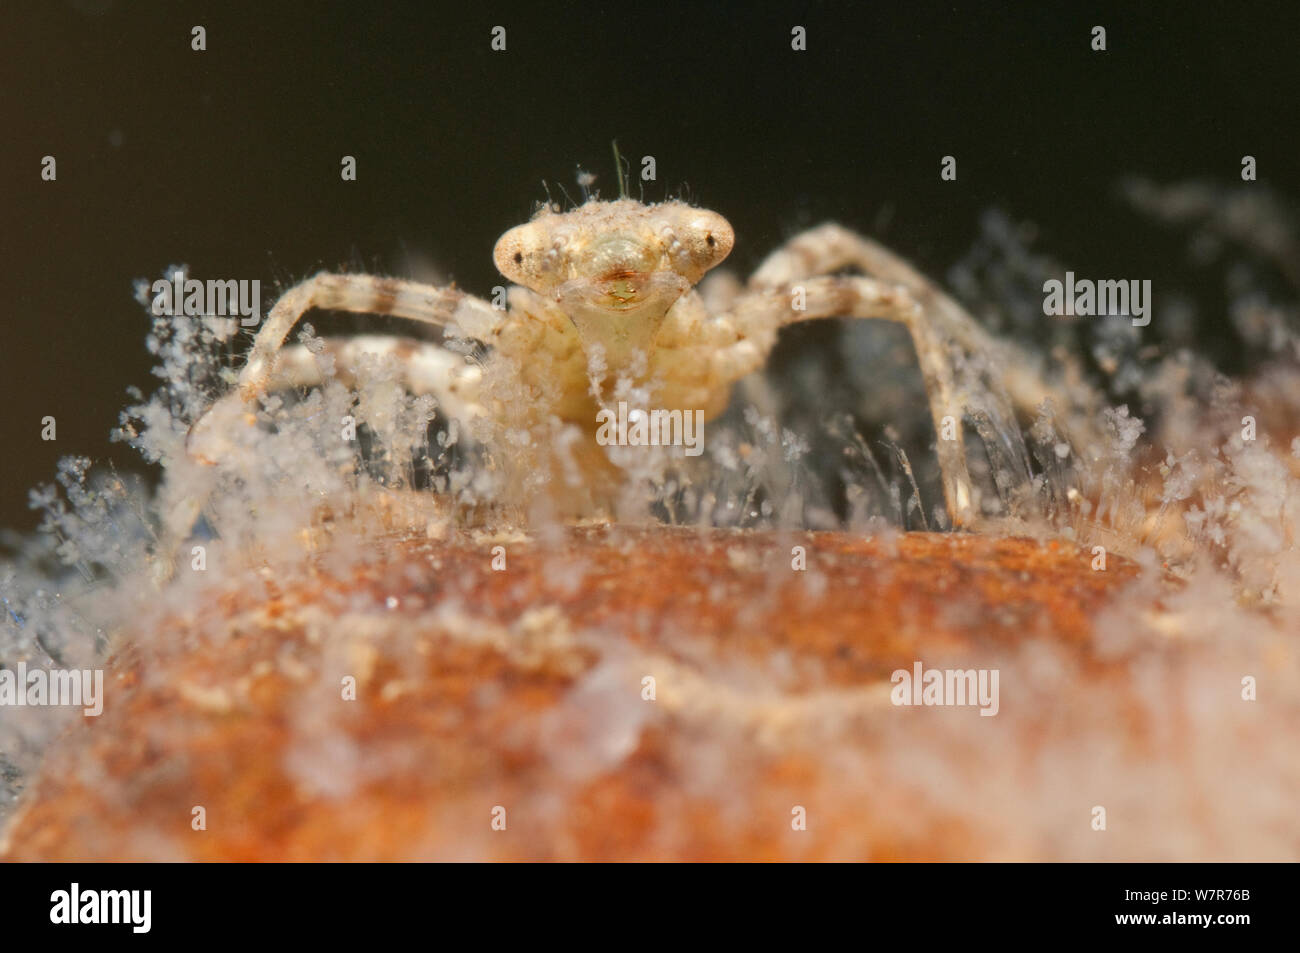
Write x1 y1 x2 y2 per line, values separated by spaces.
2 0 1298 531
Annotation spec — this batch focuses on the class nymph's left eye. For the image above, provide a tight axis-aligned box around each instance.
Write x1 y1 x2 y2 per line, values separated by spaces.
706 233 716 248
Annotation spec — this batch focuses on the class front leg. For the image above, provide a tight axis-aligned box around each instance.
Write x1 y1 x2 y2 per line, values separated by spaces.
751 224 1105 447
158 274 503 582
712 276 977 528
188 273 500 463
268 335 485 427
749 224 987 351
237 272 501 399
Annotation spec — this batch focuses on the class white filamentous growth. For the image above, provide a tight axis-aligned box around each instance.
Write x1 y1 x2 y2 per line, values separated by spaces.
2 184 1300 854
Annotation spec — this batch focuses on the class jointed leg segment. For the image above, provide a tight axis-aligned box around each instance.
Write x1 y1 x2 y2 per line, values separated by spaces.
717 275 976 526
237 272 500 399
189 272 499 462
717 222 1092 528
751 224 1105 449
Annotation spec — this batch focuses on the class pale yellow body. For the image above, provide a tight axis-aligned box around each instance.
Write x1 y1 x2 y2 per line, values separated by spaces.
188 197 1068 525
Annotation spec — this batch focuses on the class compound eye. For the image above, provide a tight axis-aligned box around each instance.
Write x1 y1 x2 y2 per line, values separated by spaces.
688 212 733 270
494 226 545 287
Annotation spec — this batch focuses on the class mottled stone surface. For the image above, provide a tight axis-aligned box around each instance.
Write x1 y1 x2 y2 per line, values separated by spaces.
8 525 1247 862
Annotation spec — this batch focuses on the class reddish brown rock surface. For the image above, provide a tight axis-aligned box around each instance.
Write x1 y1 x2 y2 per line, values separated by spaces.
1 527 1192 861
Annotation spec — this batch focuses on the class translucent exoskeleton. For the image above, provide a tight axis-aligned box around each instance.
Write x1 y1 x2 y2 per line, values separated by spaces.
187 198 1067 529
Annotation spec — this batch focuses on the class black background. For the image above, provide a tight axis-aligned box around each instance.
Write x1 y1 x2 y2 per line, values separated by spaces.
2 0 1298 531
